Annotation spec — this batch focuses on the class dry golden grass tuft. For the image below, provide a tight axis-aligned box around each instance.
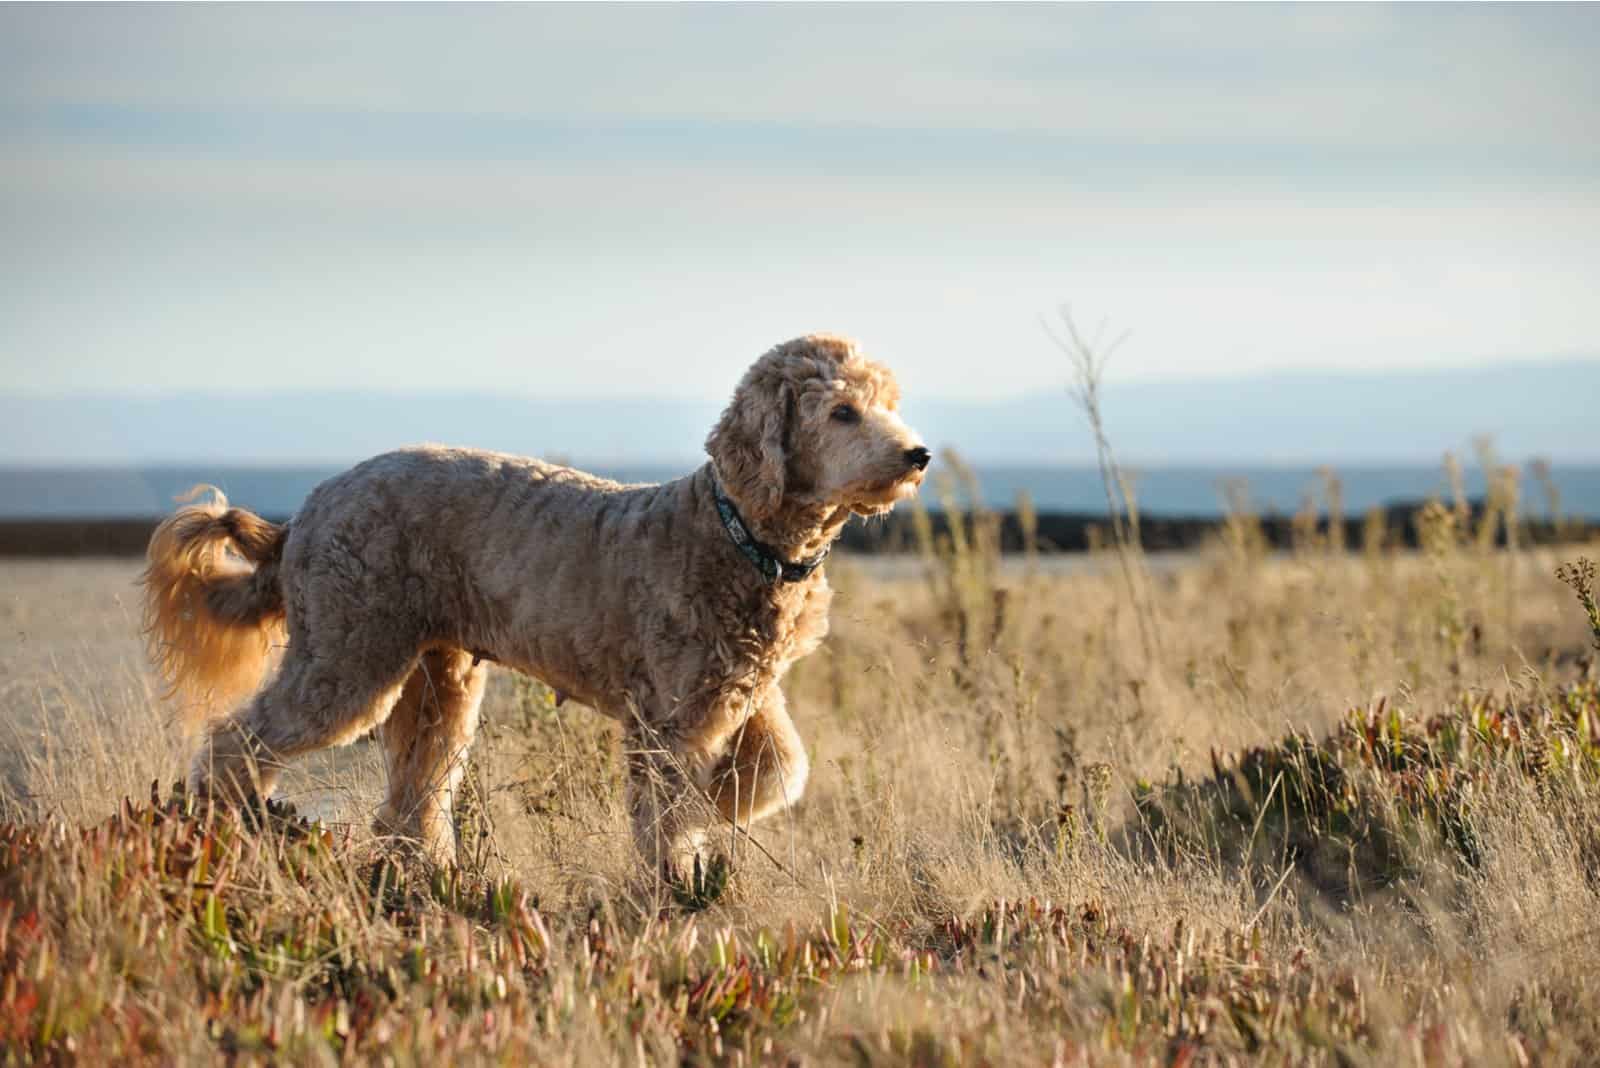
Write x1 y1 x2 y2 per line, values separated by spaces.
3 495 1600 1064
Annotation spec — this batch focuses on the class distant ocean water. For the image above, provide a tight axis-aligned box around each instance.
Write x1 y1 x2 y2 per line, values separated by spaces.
3 462 1599 520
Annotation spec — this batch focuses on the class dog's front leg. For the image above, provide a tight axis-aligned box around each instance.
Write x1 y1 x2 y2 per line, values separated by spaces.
623 722 714 886
705 685 809 830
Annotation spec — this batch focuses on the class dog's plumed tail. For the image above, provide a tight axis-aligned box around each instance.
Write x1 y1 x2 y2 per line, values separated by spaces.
140 486 288 735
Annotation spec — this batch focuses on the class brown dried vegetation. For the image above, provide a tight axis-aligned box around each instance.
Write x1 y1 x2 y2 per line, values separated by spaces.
3 481 1600 1064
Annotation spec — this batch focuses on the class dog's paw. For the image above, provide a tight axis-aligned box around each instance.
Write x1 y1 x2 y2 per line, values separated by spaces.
669 852 732 912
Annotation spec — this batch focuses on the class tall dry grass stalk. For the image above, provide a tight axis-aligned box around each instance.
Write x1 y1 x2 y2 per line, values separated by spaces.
1044 305 1164 668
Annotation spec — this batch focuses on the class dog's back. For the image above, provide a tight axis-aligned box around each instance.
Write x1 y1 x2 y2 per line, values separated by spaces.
279 446 701 707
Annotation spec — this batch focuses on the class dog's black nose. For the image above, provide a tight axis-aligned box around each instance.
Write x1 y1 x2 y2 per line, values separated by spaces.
905 446 931 471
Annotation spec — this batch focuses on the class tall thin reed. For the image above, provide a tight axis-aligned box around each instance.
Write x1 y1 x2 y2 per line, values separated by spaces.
1044 305 1162 666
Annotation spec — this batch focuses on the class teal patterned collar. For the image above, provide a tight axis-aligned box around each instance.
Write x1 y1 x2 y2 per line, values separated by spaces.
711 476 829 585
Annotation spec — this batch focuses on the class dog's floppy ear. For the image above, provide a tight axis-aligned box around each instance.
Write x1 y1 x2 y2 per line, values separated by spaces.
707 374 792 523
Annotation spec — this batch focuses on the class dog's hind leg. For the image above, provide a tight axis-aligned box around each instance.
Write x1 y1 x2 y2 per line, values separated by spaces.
373 647 487 863
189 624 421 807
707 687 810 830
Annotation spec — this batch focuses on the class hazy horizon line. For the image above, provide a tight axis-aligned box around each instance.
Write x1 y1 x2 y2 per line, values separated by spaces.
4 353 1597 402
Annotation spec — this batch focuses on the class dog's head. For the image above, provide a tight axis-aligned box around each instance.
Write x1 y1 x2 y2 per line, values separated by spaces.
706 334 929 525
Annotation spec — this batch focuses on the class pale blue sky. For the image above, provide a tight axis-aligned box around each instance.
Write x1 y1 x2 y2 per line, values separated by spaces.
3 3 1597 400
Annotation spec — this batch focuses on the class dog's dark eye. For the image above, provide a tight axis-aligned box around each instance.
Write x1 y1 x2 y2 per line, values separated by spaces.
830 405 861 424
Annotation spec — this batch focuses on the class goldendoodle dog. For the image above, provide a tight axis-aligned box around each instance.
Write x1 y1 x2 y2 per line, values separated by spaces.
140 334 929 879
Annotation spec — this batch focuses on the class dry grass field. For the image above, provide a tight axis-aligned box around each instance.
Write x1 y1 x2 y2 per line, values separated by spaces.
4 494 1600 1065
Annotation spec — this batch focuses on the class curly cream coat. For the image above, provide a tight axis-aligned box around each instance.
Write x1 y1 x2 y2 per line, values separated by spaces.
140 334 927 875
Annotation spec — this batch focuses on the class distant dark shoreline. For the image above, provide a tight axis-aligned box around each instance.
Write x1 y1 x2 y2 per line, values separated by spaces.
6 462 1600 524
3 504 1593 559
